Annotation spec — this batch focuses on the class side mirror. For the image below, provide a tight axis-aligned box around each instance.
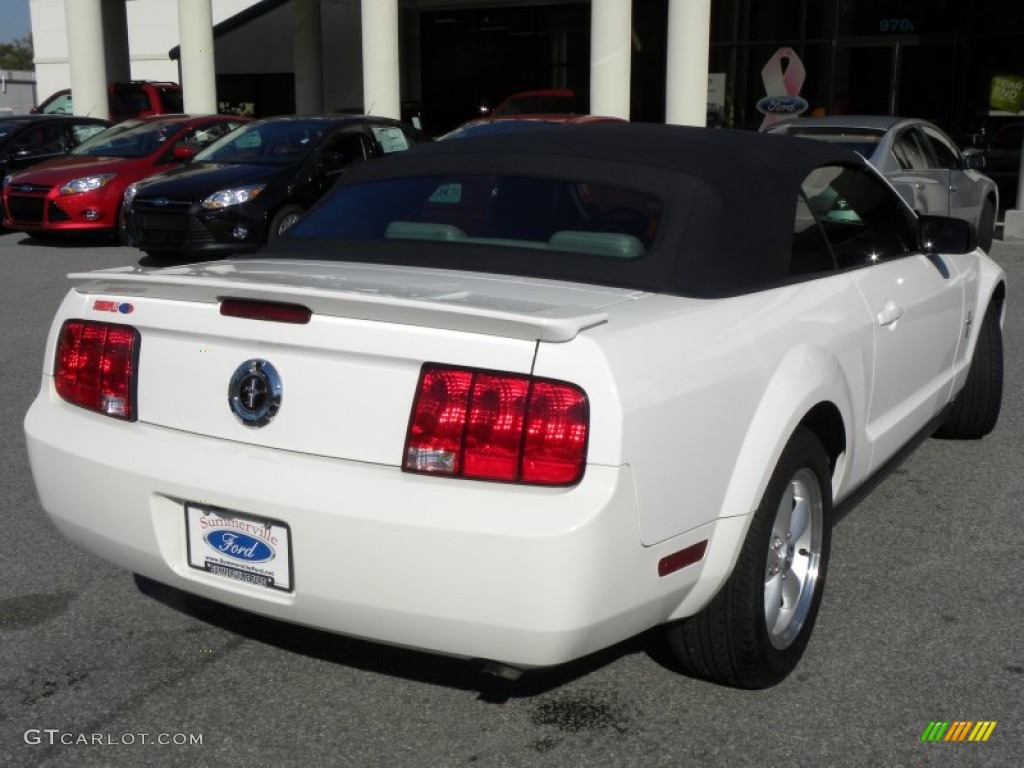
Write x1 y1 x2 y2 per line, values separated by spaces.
920 215 977 255
963 150 986 171
172 145 196 161
9 149 42 167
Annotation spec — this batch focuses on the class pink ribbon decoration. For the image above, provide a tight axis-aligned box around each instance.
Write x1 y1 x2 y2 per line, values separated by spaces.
759 47 807 130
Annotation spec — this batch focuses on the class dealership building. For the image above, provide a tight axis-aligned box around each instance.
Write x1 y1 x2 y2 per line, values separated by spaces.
28 0 1024 139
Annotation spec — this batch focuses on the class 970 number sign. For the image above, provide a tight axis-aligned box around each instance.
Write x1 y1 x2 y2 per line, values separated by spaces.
880 18 916 33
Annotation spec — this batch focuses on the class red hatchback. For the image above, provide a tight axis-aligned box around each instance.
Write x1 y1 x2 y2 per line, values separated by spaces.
2 114 247 237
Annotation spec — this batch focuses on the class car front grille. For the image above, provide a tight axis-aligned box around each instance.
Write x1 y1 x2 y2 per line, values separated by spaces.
135 212 216 245
5 196 46 223
8 183 51 194
134 198 192 212
48 201 71 222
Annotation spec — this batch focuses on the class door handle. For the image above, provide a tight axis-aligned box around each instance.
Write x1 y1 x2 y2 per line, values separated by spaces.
877 299 903 326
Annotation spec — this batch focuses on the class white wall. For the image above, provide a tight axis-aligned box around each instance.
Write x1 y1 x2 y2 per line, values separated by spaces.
30 0 71 100
28 0 410 117
29 0 263 103
123 0 188 83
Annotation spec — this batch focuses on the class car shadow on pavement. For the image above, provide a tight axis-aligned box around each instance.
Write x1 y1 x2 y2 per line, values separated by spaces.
11 233 122 248
133 573 668 703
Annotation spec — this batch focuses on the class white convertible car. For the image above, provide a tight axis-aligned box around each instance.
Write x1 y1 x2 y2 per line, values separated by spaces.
25 124 1005 689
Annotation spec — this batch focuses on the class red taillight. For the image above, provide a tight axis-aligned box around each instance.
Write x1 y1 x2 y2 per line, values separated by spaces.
404 364 588 485
55 320 138 420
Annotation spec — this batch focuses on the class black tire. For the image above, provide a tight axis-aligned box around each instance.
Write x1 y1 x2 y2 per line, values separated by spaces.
934 302 1003 439
269 205 303 240
977 199 996 252
665 427 832 688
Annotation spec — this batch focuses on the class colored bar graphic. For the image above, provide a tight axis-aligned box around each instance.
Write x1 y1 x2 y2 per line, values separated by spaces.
969 722 998 742
921 721 997 742
945 721 973 741
921 722 949 742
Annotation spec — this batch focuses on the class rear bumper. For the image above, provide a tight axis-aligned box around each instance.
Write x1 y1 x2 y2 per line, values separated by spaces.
25 388 719 668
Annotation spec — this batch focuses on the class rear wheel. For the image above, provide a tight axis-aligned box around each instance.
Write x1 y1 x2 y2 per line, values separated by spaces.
665 427 832 688
934 302 1003 439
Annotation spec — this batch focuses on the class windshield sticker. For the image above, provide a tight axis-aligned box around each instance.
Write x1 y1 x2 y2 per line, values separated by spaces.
428 183 462 204
372 126 410 154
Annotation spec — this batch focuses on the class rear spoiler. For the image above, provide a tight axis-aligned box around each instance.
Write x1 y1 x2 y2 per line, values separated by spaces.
66 266 610 343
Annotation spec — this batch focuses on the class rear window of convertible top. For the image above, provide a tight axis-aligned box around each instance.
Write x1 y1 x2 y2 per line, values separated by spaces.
287 175 663 260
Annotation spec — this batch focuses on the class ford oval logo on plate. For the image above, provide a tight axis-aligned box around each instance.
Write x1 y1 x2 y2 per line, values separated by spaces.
186 504 292 591
204 530 275 562
756 95 809 116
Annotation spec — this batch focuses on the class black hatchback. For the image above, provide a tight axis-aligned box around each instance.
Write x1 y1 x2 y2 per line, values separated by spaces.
1 114 110 181
122 115 425 258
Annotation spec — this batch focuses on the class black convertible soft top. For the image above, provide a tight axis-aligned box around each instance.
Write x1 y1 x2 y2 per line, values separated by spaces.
265 123 869 297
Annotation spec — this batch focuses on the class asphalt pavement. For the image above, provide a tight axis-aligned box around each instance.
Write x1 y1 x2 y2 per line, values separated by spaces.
0 229 1021 768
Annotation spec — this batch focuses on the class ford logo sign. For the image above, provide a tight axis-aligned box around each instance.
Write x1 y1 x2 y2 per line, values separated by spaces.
756 95 809 116
153 198 170 207
204 530 274 562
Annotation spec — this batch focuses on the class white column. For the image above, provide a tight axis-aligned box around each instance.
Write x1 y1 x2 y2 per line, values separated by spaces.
361 0 401 118
590 0 632 120
293 0 324 114
1004 132 1024 240
65 0 109 120
1004 136 1024 239
665 0 712 126
102 0 131 83
177 0 218 114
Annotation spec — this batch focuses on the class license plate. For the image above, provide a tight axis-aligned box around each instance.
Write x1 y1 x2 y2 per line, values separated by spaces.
185 504 293 592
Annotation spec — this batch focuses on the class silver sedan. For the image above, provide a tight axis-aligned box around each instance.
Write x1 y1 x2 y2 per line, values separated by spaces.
767 115 1000 251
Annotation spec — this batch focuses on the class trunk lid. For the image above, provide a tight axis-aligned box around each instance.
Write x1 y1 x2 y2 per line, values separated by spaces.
66 259 639 465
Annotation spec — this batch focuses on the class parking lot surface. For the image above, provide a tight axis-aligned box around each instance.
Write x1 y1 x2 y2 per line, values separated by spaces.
1 229 1021 767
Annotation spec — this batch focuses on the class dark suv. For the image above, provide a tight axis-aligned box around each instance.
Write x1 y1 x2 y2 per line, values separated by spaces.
32 82 183 123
